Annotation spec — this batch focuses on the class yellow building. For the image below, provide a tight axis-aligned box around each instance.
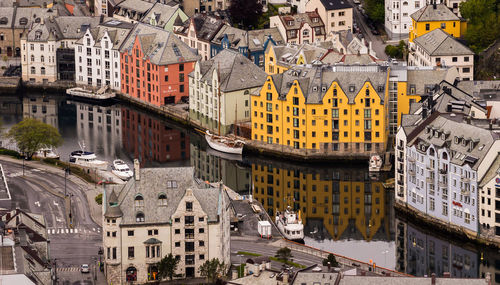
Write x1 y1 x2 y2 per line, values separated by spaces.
251 163 390 241
251 65 390 156
264 44 328 75
409 3 466 42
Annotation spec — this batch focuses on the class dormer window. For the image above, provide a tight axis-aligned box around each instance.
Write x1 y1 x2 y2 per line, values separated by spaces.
166 180 178 188
136 212 145 222
454 136 459 144
134 194 144 207
312 86 318 91
349 85 355 92
462 139 467 147
365 88 370 96
158 193 167 206
426 126 430 134
434 130 439 138
469 143 474 152
321 85 327 92
288 20 294 26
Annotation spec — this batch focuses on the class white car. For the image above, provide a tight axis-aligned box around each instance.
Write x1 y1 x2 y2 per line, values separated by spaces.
353 0 361 4
81 264 90 273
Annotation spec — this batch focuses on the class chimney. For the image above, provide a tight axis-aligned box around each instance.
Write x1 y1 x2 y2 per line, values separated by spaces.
486 272 491 285
133 159 140 181
443 272 451 278
431 273 436 285
446 104 452 112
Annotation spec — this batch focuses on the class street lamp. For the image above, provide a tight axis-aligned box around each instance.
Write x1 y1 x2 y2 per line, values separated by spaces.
69 194 74 226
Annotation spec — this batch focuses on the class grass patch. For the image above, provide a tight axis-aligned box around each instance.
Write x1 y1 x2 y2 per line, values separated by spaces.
237 251 262 257
0 148 21 158
41 158 95 183
269 257 306 269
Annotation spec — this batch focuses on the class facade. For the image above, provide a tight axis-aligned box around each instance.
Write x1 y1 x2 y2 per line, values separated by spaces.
180 0 229 17
478 156 500 239
269 12 326 45
21 16 101 83
264 43 328 75
94 0 117 16
330 30 377 57
305 0 353 35
103 166 231 283
409 3 466 43
385 0 427 39
175 13 226 61
113 0 154 23
247 28 284 67
251 64 390 155
74 20 133 90
395 111 500 234
119 23 199 105
0 7 16 58
189 49 267 135
409 29 474 81
140 2 188 32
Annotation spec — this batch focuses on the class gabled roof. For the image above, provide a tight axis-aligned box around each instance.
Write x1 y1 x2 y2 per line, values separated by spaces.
140 1 180 28
247 27 284 51
277 12 325 31
411 3 460 22
319 0 352 10
26 16 101 42
175 13 225 42
212 25 248 49
76 19 134 49
414 29 473 56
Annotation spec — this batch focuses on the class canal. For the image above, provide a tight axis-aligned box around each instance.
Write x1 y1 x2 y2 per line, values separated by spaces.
1 92 499 282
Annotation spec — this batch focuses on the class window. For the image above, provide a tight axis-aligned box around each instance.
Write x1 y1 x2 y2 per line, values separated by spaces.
179 64 184 71
186 202 193 211
128 230 134 236
135 195 144 206
441 23 446 29
452 57 458 62
425 23 430 31
128 247 134 258
185 216 194 225
464 56 469 62
158 194 167 205
136 212 145 222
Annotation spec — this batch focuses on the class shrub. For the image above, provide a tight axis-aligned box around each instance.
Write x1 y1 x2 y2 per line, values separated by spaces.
95 193 103 205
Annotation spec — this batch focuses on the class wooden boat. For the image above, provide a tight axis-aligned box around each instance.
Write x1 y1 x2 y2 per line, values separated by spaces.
205 130 244 155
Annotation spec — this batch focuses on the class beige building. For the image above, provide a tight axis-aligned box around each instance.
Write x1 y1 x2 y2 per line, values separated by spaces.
409 28 474 81
103 165 231 283
180 0 229 17
305 0 353 36
270 11 326 45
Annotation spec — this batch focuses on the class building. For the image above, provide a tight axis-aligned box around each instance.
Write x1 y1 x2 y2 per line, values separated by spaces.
102 166 231 283
119 23 199 105
330 30 377 57
409 3 466 43
269 12 326 45
180 0 229 17
264 43 328 75
121 107 189 165
74 19 133 90
395 110 500 235
94 0 119 16
21 16 102 83
478 156 500 240
140 1 188 32
189 49 267 135
251 64 390 156
113 0 154 23
210 25 247 58
246 28 284 67
385 0 427 39
409 29 474 81
175 13 226 61
305 0 353 35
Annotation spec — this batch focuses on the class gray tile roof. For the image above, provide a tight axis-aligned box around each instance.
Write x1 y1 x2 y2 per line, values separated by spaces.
414 29 473 56
268 65 388 104
16 0 53 7
76 20 134 49
212 25 247 49
247 27 284 51
13 7 58 29
114 0 154 21
26 16 101 42
319 0 352 10
191 49 267 92
457 80 500 99
106 167 223 225
407 67 459 95
277 11 325 32
140 1 179 27
120 22 199 65
268 43 328 67
175 13 225 42
411 3 460 22
0 7 14 28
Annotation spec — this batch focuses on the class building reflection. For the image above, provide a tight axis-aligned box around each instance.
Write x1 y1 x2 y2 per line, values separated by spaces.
395 218 478 278
251 161 393 242
189 139 250 193
23 96 58 128
121 107 189 166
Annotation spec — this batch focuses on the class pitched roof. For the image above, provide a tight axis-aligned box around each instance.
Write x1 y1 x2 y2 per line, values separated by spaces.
411 3 460 22
277 12 325 31
247 27 284 51
407 67 459 95
192 49 267 92
175 13 225 42
140 1 180 28
319 0 352 10
120 22 199 65
0 8 14 28
13 7 58 29
414 29 473 56
212 25 248 48
26 16 101 42
76 19 134 49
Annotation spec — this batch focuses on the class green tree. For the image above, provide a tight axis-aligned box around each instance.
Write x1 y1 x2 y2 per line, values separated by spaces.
229 0 263 29
199 258 227 284
157 253 179 280
322 253 339 267
460 0 500 53
365 0 385 24
385 41 407 59
275 247 293 262
95 193 103 205
6 118 62 159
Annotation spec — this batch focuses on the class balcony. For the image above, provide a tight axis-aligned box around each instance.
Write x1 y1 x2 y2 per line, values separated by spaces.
408 169 416 176
461 188 471 196
461 177 470 183
439 180 448 188
439 168 448 175
426 177 434 183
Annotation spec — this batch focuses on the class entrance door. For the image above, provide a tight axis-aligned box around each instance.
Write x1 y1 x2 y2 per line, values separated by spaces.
185 267 195 278
164 96 175 105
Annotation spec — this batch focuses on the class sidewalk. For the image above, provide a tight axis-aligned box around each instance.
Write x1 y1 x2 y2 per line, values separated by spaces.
0 155 102 227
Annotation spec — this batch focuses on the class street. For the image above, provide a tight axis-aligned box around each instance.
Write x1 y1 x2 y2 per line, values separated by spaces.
0 158 104 284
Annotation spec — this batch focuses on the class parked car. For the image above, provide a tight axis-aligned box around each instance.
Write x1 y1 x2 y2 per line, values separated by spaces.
353 0 361 4
81 264 90 273
371 29 380 35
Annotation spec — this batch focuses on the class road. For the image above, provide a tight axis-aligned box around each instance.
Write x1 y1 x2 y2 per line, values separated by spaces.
0 158 103 284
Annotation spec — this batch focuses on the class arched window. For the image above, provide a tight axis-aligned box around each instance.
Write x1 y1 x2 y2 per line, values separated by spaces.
365 88 370 96
333 88 337 97
442 152 448 160
41 67 45 75
19 17 28 25
244 90 250 95
134 194 144 207
158 193 167 206
126 267 137 281
31 55 34 62
303 29 309 36
136 212 145 222
403 1 408 5
429 148 435 156
41 55 44 62
30 66 35 74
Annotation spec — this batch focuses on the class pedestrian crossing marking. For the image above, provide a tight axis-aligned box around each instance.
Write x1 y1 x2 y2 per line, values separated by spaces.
47 227 102 236
57 267 80 272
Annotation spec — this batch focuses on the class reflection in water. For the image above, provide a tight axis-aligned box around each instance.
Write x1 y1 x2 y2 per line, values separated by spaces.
4 93 500 280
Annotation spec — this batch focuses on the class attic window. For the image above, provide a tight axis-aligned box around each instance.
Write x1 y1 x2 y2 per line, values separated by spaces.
19 18 28 25
434 130 438 138
454 136 459 144
426 126 430 134
288 20 293 25
469 143 474 152
313 86 318 91
349 85 355 92
136 212 145 222
377 85 384 92
321 86 327 92
134 194 144 207
441 133 446 140
478 144 485 151
0 17 7 25
462 139 467 147
158 193 167 206
166 180 178 188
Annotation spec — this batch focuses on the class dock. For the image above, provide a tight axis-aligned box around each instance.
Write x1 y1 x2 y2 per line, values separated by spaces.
66 86 116 100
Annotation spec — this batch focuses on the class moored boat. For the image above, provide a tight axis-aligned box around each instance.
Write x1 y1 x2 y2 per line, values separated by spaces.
111 159 133 180
33 148 60 159
369 154 383 172
205 130 244 155
69 142 108 170
275 206 304 243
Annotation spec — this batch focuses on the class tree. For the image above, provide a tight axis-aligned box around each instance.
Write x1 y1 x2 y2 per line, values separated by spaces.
95 193 103 205
157 253 179 281
322 254 339 267
6 118 62 159
385 40 407 59
199 258 227 284
460 0 500 53
365 0 384 24
275 247 293 262
229 0 263 29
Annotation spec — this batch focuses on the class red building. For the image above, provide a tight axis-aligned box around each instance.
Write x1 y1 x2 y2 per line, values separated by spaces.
122 107 190 165
120 23 199 106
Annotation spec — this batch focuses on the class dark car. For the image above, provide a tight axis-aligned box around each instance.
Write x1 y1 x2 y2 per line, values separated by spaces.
371 29 380 35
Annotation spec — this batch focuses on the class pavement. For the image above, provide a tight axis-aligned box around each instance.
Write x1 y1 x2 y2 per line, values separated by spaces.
350 0 388 60
0 156 104 284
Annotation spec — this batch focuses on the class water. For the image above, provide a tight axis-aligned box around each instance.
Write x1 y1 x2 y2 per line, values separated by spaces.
1 92 500 282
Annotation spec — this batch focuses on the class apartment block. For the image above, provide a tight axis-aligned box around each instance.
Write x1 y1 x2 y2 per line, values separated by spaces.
409 3 466 42
270 12 326 45
305 0 353 35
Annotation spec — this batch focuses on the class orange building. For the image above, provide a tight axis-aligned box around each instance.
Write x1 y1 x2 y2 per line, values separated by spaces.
119 23 199 105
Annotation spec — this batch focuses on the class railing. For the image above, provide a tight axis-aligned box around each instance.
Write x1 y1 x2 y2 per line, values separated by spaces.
185 233 194 239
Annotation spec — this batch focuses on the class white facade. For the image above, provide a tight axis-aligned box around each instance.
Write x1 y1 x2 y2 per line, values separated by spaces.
74 28 122 90
384 0 437 39
21 38 58 83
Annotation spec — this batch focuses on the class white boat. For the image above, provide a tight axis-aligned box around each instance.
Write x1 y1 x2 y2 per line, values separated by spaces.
275 207 304 242
369 154 383 172
205 130 244 155
69 142 108 170
33 148 60 159
111 159 133 180
66 85 116 100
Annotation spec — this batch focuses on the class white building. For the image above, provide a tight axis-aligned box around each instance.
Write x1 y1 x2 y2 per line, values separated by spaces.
188 49 267 135
409 29 474 81
21 16 101 83
103 165 231 283
74 19 133 90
